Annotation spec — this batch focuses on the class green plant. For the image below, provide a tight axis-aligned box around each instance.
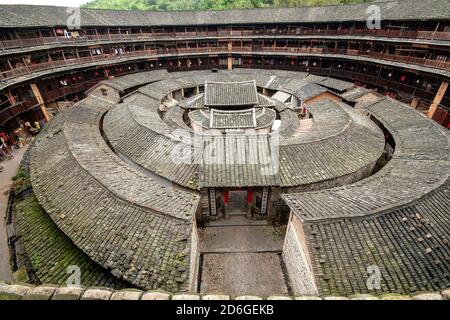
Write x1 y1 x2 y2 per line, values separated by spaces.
12 168 27 181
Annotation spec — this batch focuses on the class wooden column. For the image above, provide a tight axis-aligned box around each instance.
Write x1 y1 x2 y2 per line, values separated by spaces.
428 81 448 118
30 83 50 122
6 60 14 72
22 57 31 71
227 40 233 70
227 57 233 70
432 22 440 40
223 190 230 220
410 97 419 109
246 190 252 218
5 90 17 105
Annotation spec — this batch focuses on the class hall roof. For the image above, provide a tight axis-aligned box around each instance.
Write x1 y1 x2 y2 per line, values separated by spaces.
200 134 280 188
210 108 256 129
180 92 275 110
204 81 259 107
103 70 385 189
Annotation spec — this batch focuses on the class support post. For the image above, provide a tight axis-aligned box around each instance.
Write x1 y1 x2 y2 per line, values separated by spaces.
428 81 448 118
223 190 230 220
246 190 252 219
227 40 233 70
30 83 50 122
5 90 17 105
410 97 419 109
227 56 233 71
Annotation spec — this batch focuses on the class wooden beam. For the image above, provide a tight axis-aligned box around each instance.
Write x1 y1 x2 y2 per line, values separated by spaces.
428 80 448 118
30 83 44 105
410 97 419 109
30 83 50 122
227 40 233 70
5 90 17 105
227 57 233 70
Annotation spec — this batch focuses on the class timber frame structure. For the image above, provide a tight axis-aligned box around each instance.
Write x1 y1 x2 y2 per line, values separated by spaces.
0 0 450 129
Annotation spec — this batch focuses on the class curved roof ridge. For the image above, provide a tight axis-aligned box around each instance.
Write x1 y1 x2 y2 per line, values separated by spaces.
282 98 450 221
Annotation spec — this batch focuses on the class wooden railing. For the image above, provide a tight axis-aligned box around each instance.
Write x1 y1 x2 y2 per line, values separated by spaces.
0 81 95 124
287 65 438 101
43 82 95 102
1 28 450 50
1 59 448 125
0 46 449 83
0 97 39 124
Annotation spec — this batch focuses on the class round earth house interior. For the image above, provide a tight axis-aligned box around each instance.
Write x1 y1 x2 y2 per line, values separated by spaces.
0 0 449 299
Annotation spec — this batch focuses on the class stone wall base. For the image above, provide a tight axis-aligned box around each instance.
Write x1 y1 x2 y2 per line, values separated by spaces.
0 282 448 300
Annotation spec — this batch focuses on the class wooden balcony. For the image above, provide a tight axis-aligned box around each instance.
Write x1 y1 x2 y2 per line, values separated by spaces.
0 97 39 124
0 45 449 84
1 28 450 51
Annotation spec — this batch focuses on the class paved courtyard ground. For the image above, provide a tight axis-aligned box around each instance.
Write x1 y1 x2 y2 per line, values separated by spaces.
0 146 27 282
199 223 289 296
200 225 285 253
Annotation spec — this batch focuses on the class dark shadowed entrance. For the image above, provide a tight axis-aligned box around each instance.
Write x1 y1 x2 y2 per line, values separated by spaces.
227 190 247 215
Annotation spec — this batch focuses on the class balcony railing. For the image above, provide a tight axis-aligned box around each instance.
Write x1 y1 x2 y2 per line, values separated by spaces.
0 46 449 83
0 81 96 124
43 82 95 102
1 28 450 51
0 97 39 124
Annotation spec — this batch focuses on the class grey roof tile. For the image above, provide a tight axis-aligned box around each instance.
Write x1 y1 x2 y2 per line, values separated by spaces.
204 81 259 107
0 1 448 28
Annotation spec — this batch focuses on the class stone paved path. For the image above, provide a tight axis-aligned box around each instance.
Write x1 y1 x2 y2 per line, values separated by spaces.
199 225 285 253
201 252 288 296
0 146 28 282
198 221 289 296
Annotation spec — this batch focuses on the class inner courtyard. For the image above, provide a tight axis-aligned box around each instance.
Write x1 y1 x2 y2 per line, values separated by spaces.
0 1 449 300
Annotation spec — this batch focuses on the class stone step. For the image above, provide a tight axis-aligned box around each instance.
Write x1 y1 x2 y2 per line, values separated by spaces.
206 215 267 227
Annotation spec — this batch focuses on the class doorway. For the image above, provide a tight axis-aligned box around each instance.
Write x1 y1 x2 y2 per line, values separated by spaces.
227 190 248 215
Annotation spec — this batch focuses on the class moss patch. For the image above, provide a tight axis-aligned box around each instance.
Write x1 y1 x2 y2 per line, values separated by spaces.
15 192 131 289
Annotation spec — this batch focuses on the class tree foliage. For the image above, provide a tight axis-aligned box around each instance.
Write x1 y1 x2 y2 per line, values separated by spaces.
82 0 370 11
